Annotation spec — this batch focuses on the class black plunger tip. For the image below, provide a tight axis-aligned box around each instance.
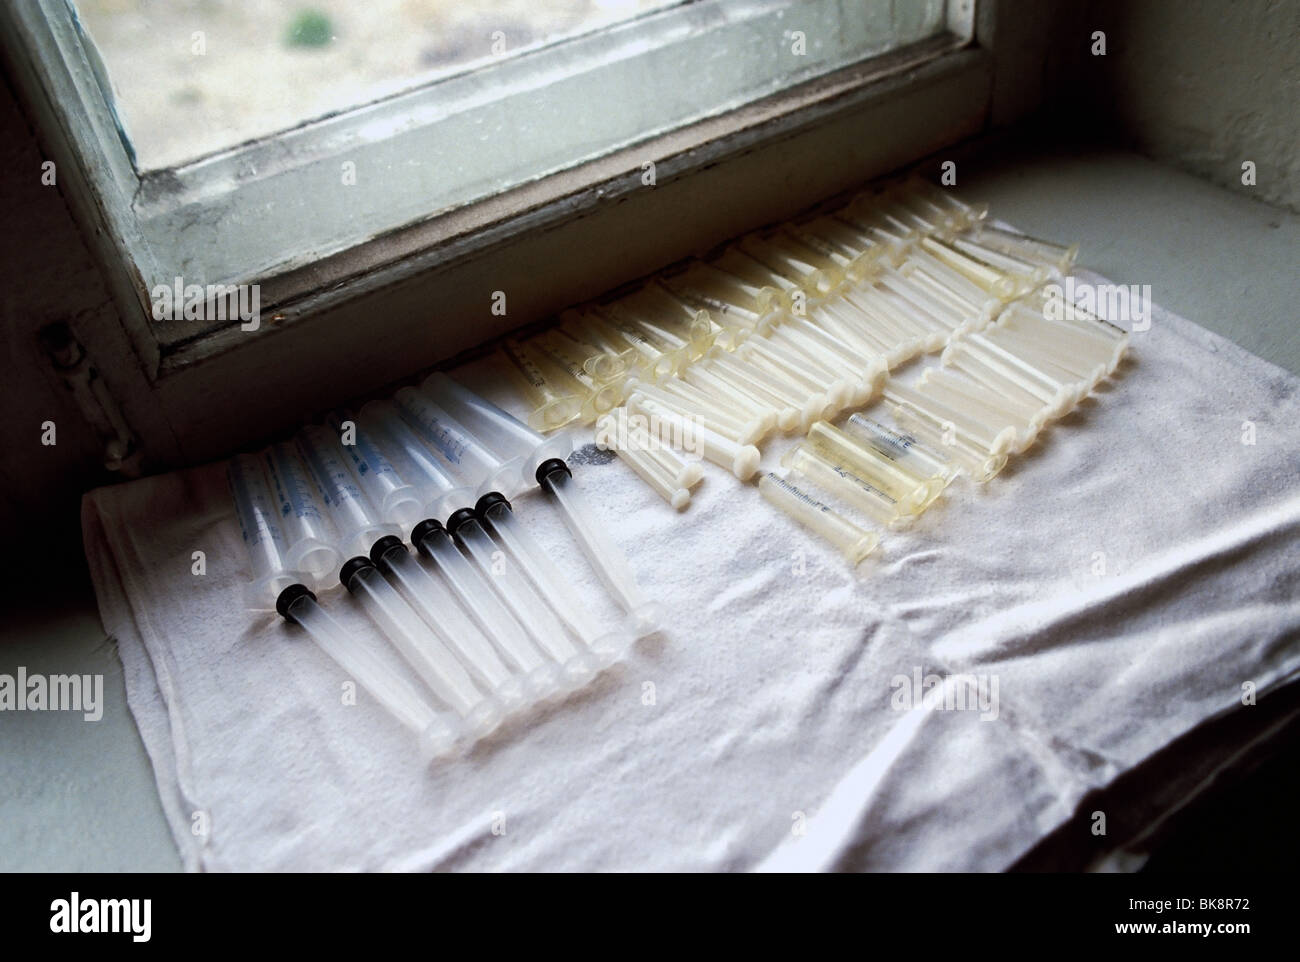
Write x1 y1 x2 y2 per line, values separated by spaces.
474 490 511 519
445 507 479 539
410 518 444 549
369 534 406 567
339 556 375 592
535 457 571 487
275 584 316 623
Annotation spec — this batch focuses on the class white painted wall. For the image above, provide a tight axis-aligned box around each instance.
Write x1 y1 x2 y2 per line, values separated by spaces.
1089 0 1300 212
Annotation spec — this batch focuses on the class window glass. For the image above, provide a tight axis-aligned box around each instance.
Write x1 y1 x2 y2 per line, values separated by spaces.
76 0 687 171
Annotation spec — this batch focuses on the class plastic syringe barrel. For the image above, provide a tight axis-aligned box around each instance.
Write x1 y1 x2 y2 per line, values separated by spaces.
227 452 303 608
369 536 525 709
784 444 904 527
421 373 574 493
475 492 632 662
296 424 400 559
393 388 501 493
410 518 563 699
263 442 341 584
275 584 454 760
758 472 879 566
339 557 501 737
328 411 424 528
446 507 598 685
534 459 662 637
356 400 472 519
843 414 957 484
595 413 692 510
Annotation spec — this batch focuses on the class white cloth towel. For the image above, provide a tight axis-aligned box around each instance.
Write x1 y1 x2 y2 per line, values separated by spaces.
82 271 1300 871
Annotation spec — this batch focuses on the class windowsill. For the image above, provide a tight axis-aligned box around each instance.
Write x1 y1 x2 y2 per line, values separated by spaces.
953 133 1300 376
134 42 994 464
6 144 1298 872
156 34 979 373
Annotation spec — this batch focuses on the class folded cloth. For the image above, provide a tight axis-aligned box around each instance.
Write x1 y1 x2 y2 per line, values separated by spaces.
83 270 1300 871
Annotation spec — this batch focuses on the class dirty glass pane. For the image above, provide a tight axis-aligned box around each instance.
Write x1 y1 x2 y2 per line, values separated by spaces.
73 0 949 173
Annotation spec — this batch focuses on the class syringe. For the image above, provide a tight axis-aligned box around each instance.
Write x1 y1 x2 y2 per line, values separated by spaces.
738 231 843 301
263 442 341 584
782 444 907 527
973 224 1078 275
498 338 585 432
419 372 574 495
888 402 1008 482
997 298 1128 377
475 492 634 663
409 518 564 700
328 410 424 528
393 387 505 499
356 400 474 520
626 391 761 481
338 556 503 741
696 350 804 433
557 308 635 381
275 584 456 762
735 334 847 414
595 411 692 510
918 368 1045 452
671 367 778 439
900 177 989 232
711 247 804 313
369 535 526 711
445 506 600 685
758 472 879 566
941 336 1073 415
842 413 958 487
627 378 765 446
227 452 305 608
296 424 401 558
534 458 663 637
805 421 942 513
788 216 884 285
882 382 1018 456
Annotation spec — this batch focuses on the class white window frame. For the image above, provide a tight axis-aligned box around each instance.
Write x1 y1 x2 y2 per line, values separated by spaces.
0 0 1039 464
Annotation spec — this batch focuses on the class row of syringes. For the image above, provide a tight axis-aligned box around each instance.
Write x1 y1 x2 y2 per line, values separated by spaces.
490 173 1129 562
757 289 1129 564
494 175 1086 506
227 374 662 760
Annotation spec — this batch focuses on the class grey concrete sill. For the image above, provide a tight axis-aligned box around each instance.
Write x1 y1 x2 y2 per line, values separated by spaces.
1 144 1296 872
958 143 1299 376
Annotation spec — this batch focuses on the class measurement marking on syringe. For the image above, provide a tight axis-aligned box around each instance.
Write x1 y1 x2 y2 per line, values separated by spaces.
766 472 833 514
827 462 897 504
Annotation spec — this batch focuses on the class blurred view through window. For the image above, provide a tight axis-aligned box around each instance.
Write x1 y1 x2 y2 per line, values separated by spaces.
57 0 957 303
76 1 950 175
78 0 685 170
